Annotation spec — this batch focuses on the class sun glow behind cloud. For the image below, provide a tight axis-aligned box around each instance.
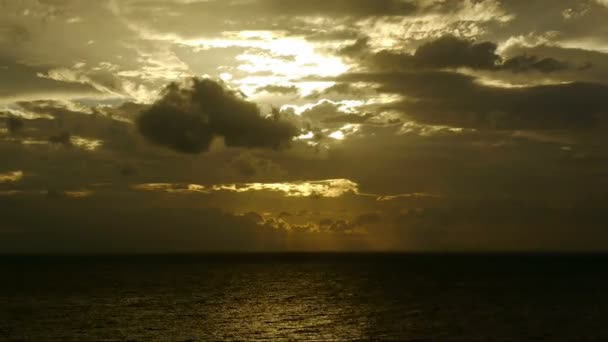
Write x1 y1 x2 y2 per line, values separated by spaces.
133 179 358 198
133 179 438 201
0 171 24 183
180 31 349 96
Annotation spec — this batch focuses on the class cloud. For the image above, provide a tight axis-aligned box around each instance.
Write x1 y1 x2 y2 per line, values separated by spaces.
501 55 569 73
391 198 608 251
255 84 299 95
305 83 368 100
340 71 608 130
596 0 608 7
322 113 375 124
292 100 370 128
16 100 93 118
2 0 608 254
354 212 382 225
136 78 298 153
352 35 571 73
0 170 23 183
300 100 350 121
318 218 359 233
497 44 608 84
133 178 359 198
494 0 608 50
0 194 381 252
227 152 287 179
122 0 419 22
339 37 371 57
0 59 99 100
38 64 152 101
2 190 608 252
409 35 501 70
48 132 72 147
253 0 418 16
321 83 365 96
5 116 24 134
133 178 438 201
315 211 384 233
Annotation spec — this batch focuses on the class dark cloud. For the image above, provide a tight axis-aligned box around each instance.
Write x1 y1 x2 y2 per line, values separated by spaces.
392 198 608 251
340 71 608 130
339 37 371 57
48 131 72 146
0 195 373 253
227 152 287 179
410 35 501 70
348 36 570 73
5 116 24 134
498 44 608 84
354 212 382 225
502 55 570 73
119 165 137 177
137 78 298 154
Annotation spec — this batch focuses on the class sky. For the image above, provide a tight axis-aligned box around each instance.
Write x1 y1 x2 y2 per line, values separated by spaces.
1 0 608 253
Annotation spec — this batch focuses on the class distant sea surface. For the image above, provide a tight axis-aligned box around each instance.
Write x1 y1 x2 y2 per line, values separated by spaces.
2 254 608 341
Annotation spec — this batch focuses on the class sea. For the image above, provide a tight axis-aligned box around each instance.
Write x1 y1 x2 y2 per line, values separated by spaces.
2 253 608 341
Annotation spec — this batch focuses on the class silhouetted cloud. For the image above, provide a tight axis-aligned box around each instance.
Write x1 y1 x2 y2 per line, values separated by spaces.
227 152 287 179
6 116 24 134
347 35 571 73
502 55 570 73
137 78 298 153
49 132 72 146
255 85 299 95
410 35 501 70
339 37 371 57
340 71 608 130
354 212 382 225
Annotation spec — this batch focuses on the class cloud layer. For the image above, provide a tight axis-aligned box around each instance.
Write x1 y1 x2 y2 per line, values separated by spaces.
2 0 608 252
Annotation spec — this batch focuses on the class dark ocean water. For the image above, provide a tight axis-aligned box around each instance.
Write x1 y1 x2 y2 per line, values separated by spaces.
2 254 608 341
